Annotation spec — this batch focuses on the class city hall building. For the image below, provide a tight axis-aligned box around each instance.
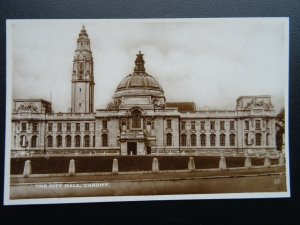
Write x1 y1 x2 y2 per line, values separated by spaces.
11 26 277 156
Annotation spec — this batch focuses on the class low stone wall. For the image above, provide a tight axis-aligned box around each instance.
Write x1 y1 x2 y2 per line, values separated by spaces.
11 155 282 175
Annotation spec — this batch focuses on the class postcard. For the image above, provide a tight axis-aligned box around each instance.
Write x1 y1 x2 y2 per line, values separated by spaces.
4 18 289 205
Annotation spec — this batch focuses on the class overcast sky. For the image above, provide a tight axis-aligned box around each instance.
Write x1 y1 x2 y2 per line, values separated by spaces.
8 18 288 113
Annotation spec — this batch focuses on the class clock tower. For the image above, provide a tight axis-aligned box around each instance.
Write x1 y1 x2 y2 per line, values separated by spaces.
71 26 95 113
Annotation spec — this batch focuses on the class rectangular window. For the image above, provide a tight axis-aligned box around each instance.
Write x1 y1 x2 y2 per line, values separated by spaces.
245 121 249 130
191 121 195 130
32 123 38 132
76 123 80 131
48 123 52 132
230 121 235 130
181 121 186 130
255 120 261 129
210 121 215 130
200 121 205 130
21 123 26 131
85 123 89 131
67 123 71 131
220 121 225 130
167 119 172 129
266 119 269 129
57 123 62 132
102 120 107 129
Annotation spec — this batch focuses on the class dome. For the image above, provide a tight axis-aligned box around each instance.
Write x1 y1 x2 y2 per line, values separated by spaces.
113 51 165 99
116 72 163 91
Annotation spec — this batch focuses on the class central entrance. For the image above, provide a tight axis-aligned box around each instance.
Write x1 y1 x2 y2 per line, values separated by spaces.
127 142 137 155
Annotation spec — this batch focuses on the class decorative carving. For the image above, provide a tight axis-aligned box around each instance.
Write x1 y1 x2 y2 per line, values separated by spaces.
17 103 39 113
244 98 271 110
152 98 165 109
107 99 121 110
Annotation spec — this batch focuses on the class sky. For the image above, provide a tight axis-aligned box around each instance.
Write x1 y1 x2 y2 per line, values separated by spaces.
8 19 288 113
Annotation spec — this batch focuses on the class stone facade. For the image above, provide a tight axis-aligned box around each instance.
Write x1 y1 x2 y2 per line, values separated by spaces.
11 27 277 156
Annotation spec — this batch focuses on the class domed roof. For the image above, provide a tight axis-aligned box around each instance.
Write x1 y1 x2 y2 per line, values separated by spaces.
114 51 165 99
116 72 163 91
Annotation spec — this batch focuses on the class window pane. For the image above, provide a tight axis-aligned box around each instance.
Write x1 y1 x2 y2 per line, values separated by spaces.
255 133 261 146
191 134 196 146
167 133 172 146
102 121 107 129
210 121 215 130
230 121 234 130
200 134 206 146
181 121 186 130
220 134 225 146
230 134 235 146
191 122 195 130
200 122 205 130
102 134 108 147
181 134 187 146
255 120 261 129
210 134 215 146
132 112 141 128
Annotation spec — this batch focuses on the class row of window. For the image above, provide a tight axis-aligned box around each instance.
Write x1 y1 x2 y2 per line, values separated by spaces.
166 133 236 147
166 133 270 147
21 122 39 132
244 120 269 130
244 133 271 146
20 119 269 133
20 122 95 132
166 120 236 130
22 134 108 148
47 122 93 132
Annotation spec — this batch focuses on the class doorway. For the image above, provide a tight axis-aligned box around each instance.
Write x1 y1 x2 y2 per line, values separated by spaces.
127 142 137 155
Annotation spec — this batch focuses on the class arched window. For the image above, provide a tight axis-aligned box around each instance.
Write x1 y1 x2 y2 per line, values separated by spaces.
47 135 53 148
181 134 187 146
266 133 270 146
84 135 90 147
31 135 37 148
56 135 62 148
191 134 197 146
229 134 235 146
166 133 172 146
220 134 226 146
66 135 72 147
210 134 216 146
102 134 108 147
132 110 141 129
75 135 81 147
255 133 262 146
200 134 206 146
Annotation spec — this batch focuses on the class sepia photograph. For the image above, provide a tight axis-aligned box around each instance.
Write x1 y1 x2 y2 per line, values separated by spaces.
4 18 289 205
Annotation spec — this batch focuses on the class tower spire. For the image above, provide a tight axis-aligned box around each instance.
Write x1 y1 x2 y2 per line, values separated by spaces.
134 50 145 72
71 26 95 113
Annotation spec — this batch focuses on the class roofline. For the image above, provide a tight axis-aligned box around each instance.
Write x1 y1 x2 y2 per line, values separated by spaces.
14 99 52 104
236 95 271 101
